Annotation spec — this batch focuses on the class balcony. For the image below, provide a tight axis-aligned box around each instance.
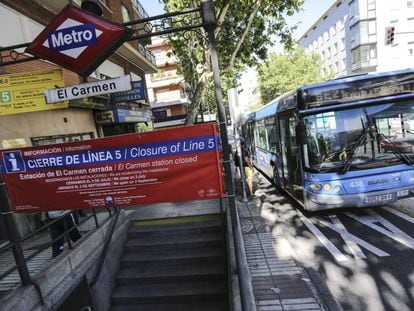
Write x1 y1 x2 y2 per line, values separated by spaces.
155 56 179 67
156 90 183 102
152 95 190 108
131 0 149 20
138 44 157 66
152 114 187 129
151 70 179 81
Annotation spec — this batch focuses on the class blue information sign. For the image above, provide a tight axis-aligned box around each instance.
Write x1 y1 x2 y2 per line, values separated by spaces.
110 81 145 104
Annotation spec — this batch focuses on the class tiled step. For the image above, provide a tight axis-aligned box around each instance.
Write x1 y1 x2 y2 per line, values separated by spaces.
116 262 226 285
128 220 222 238
120 246 225 267
110 300 228 311
111 281 227 305
124 232 224 252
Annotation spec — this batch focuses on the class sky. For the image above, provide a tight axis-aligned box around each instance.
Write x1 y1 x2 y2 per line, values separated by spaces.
138 0 336 41
137 0 337 100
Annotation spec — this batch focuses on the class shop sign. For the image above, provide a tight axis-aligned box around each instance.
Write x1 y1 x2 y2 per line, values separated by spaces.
95 108 152 124
0 123 224 212
45 75 132 103
95 110 116 124
0 69 68 116
69 97 109 110
116 109 152 123
110 80 145 104
1 139 26 149
26 5 131 76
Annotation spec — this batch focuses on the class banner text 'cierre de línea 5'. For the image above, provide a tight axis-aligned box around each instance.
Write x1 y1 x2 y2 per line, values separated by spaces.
0 123 224 212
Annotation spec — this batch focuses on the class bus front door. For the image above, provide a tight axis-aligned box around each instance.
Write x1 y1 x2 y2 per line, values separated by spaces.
279 115 303 203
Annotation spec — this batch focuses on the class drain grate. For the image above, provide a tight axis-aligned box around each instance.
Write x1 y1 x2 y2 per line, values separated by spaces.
240 216 270 234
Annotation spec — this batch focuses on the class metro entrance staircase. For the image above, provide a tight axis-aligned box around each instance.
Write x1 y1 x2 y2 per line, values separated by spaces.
110 214 229 310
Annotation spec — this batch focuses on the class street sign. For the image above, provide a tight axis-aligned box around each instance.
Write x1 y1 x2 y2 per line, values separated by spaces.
0 123 224 212
45 75 132 103
0 69 68 116
26 5 131 76
110 80 146 104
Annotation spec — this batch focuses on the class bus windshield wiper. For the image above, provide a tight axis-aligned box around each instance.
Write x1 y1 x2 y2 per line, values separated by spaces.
339 132 367 175
376 133 414 165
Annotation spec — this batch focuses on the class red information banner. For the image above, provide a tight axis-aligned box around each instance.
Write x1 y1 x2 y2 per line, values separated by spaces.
0 123 224 213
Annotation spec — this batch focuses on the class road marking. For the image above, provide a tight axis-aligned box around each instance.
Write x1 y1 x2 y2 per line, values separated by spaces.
300 216 348 262
322 216 366 259
383 207 414 224
346 210 414 250
316 215 389 259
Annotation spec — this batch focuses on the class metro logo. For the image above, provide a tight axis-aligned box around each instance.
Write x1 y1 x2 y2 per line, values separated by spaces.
26 5 131 76
48 24 97 52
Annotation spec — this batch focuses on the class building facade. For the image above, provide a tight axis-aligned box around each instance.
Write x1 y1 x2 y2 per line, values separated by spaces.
145 35 189 129
299 0 414 78
0 0 157 236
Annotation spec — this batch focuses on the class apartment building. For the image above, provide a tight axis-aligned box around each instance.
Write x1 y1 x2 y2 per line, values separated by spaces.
299 0 414 78
145 35 189 129
0 0 157 236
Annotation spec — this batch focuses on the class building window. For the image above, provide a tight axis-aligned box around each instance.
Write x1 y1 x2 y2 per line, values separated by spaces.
336 20 343 32
333 42 338 55
359 21 377 44
349 0 357 20
408 1 414 8
327 47 331 58
351 44 377 70
121 4 130 23
330 26 336 37
367 0 376 18
341 58 346 71
318 36 323 46
341 38 345 50
324 31 329 41
409 43 414 55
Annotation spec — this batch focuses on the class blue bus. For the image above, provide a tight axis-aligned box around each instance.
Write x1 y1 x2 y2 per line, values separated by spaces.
244 69 414 211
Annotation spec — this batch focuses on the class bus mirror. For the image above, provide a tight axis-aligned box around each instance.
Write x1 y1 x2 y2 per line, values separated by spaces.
296 121 307 145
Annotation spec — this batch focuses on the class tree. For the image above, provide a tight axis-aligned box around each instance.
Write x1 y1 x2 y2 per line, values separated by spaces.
160 0 304 124
258 47 325 104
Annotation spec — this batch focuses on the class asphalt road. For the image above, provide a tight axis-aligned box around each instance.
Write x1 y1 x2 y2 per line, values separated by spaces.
253 172 414 311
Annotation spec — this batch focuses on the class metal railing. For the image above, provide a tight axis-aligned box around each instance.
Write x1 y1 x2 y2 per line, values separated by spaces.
138 43 157 65
0 208 114 298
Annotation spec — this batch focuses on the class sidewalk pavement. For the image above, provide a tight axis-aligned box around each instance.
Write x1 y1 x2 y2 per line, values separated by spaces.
235 175 326 311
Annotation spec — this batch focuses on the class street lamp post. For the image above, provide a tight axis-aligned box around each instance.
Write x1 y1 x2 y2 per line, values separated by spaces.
201 1 256 310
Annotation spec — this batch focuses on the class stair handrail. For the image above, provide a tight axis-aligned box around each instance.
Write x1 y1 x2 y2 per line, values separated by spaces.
89 207 120 287
228 198 257 311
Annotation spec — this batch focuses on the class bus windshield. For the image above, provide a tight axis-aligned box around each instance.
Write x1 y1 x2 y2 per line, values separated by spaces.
302 101 414 173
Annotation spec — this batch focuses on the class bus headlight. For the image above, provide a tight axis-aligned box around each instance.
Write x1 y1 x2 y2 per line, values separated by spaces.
323 184 331 191
333 186 341 193
310 183 322 191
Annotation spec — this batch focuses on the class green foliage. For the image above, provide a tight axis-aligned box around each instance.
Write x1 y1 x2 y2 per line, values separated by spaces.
258 47 325 104
160 0 304 123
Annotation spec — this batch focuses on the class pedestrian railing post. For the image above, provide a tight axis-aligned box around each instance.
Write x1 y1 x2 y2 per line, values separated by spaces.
92 209 99 228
